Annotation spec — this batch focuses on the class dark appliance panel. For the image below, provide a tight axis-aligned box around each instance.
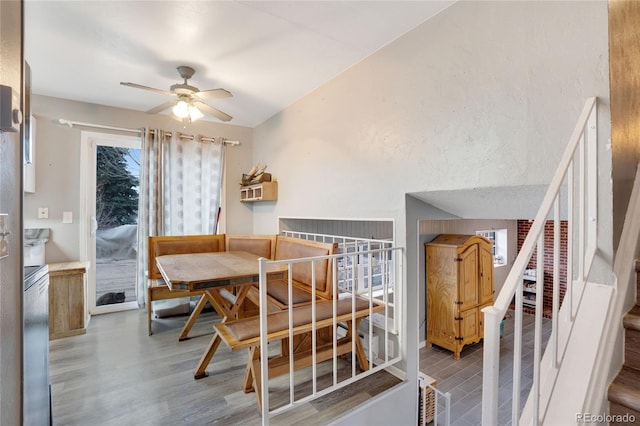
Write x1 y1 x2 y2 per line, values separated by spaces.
23 264 50 425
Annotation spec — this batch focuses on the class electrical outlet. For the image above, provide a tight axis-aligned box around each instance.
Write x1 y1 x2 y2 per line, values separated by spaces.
37 207 48 219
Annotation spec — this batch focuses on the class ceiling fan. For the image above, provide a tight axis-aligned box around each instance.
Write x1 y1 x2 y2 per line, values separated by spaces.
120 65 233 122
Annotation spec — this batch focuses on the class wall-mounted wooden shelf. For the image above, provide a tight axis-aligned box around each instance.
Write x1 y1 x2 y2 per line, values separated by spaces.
240 181 278 202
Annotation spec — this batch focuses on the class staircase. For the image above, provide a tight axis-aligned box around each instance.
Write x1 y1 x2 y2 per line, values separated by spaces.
608 259 640 421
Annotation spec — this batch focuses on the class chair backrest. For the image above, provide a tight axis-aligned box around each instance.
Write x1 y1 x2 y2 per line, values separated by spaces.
148 234 226 279
275 236 338 300
226 234 277 260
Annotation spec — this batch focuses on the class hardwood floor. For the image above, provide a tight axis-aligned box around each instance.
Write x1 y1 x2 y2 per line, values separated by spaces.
419 312 552 426
51 304 552 425
49 308 401 425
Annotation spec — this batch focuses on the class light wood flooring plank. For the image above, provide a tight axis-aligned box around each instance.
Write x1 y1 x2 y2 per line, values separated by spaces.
50 308 400 425
419 312 552 426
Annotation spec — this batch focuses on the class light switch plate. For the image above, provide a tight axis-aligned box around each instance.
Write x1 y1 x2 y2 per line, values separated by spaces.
37 207 48 219
0 85 22 132
62 211 72 224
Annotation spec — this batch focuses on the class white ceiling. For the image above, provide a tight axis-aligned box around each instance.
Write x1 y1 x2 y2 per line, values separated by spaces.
409 185 566 220
25 1 453 128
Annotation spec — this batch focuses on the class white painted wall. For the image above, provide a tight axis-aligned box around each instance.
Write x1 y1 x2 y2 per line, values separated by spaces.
27 95 254 263
252 1 611 424
253 0 610 230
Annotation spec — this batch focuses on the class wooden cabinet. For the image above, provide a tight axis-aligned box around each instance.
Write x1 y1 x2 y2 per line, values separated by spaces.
240 181 277 202
426 234 494 359
48 261 90 340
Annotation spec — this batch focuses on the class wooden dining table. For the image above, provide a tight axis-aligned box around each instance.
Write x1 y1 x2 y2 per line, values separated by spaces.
155 251 288 379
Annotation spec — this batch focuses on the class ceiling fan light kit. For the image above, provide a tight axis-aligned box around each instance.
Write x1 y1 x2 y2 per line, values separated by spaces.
120 65 233 123
172 100 189 118
188 105 204 121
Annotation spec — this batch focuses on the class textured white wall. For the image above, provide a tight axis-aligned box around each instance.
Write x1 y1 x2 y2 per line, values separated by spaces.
253 1 610 233
252 1 611 424
27 95 254 263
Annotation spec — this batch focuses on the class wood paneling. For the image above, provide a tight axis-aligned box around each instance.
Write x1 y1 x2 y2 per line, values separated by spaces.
609 0 640 247
279 218 394 241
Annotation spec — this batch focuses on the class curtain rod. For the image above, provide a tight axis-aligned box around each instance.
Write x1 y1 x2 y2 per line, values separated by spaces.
148 129 240 146
57 118 241 146
58 118 140 134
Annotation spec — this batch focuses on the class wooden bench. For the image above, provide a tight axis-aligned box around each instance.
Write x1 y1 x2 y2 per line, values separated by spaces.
215 296 384 410
245 236 338 313
244 236 338 353
149 233 280 338
226 234 277 259
147 234 226 336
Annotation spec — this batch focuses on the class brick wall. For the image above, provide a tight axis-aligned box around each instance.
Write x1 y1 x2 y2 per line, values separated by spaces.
516 220 568 318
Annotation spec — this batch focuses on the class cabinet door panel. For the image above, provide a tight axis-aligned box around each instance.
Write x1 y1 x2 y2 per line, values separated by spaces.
458 244 479 308
459 307 480 345
478 302 493 340
479 245 494 304
426 245 458 344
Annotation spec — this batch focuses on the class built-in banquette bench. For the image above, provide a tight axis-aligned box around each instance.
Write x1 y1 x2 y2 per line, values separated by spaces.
149 234 335 337
215 296 384 410
212 236 385 411
147 234 277 336
245 236 337 313
147 234 224 335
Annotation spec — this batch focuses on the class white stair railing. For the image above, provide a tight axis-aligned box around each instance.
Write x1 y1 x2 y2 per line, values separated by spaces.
257 245 404 425
481 97 598 425
280 231 399 332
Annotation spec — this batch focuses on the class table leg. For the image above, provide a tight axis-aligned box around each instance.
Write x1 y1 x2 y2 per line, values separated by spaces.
229 286 251 318
208 286 252 321
192 286 253 380
250 346 263 411
350 318 370 371
194 333 222 379
178 292 213 341
243 346 256 393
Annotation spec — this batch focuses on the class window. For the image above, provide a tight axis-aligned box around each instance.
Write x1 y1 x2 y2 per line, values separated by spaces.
476 229 508 267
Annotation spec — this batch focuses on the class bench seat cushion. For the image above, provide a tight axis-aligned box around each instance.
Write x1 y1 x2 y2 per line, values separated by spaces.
274 237 336 300
262 279 315 306
224 296 374 342
228 238 272 259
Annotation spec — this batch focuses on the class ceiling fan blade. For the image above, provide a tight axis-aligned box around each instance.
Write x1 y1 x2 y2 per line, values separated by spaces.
146 101 176 115
120 82 173 96
195 88 233 99
194 101 232 122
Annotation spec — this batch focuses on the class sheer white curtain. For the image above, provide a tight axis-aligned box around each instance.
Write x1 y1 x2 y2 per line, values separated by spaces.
135 129 226 306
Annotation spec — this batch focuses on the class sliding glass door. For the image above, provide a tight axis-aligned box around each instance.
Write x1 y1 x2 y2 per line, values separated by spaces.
81 132 141 314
